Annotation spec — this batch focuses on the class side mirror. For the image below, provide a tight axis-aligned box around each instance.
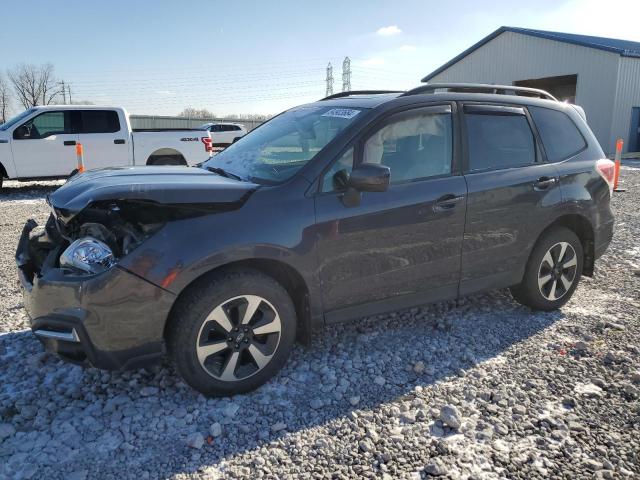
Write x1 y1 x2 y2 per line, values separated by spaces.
342 163 390 207
348 163 390 192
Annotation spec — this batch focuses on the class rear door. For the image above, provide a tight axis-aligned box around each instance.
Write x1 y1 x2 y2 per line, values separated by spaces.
10 110 78 178
459 103 562 295
77 109 130 170
314 104 467 319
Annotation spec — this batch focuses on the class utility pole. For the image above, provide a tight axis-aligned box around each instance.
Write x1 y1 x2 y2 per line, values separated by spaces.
342 56 351 92
67 84 72 104
58 80 66 104
325 62 334 97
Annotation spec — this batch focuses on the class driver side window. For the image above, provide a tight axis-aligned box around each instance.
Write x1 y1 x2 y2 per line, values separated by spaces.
363 110 452 184
321 147 354 193
14 111 70 140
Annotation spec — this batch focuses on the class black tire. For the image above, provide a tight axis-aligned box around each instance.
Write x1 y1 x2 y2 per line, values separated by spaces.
148 155 185 166
167 269 297 396
510 227 584 311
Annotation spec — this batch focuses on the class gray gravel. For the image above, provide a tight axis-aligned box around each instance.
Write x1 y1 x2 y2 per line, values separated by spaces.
0 169 639 479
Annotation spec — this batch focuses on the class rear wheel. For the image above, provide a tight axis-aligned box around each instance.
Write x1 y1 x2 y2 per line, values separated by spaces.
167 269 296 396
510 227 583 310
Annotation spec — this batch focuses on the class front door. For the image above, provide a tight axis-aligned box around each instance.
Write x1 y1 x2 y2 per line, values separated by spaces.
459 103 562 295
314 104 467 320
10 110 79 178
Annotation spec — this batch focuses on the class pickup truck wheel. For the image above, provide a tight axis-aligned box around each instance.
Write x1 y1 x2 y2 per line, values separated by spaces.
167 269 297 397
149 155 185 166
510 227 583 311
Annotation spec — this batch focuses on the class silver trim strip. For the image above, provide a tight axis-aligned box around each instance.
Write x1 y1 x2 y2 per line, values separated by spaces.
33 329 80 343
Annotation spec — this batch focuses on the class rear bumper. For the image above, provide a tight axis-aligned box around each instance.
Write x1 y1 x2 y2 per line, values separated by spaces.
594 218 614 260
17 220 176 370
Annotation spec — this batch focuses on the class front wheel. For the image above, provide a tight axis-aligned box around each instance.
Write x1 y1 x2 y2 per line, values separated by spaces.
510 227 584 311
167 269 296 396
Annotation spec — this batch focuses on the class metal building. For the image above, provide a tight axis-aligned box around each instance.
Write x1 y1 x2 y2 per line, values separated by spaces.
422 27 640 154
129 115 264 132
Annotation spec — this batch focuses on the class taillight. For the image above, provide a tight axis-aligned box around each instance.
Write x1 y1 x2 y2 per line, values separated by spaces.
201 137 213 153
596 159 615 196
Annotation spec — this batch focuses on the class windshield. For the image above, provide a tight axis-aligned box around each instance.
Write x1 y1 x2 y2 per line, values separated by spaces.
202 105 365 184
0 108 38 131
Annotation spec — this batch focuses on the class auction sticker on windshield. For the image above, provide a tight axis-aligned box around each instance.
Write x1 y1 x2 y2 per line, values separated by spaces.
322 108 361 119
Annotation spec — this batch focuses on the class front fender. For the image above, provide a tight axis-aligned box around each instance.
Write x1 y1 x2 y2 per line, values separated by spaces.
0 141 17 178
117 193 322 317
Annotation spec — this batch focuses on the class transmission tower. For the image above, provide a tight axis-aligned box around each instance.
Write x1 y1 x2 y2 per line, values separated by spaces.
342 56 351 92
325 62 334 97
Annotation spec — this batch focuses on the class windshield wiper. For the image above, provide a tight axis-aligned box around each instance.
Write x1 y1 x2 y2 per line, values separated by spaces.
205 166 244 181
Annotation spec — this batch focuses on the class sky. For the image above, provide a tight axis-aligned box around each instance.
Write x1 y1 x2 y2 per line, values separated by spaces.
1 0 639 117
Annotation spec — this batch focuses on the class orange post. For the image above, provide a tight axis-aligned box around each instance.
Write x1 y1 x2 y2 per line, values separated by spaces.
75 143 85 173
613 138 623 192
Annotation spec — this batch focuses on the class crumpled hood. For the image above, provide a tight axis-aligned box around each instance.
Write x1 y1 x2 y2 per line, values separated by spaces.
48 166 259 217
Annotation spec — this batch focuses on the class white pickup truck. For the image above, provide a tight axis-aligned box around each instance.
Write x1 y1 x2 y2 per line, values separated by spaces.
0 106 213 187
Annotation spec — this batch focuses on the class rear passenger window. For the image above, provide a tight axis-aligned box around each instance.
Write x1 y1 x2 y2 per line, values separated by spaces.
529 106 586 162
466 113 535 171
80 110 120 133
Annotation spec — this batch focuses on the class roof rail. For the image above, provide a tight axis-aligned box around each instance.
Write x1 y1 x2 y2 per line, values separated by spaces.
320 90 404 101
402 83 557 101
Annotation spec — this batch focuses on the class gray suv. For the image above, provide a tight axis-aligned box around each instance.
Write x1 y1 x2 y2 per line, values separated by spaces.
17 84 615 396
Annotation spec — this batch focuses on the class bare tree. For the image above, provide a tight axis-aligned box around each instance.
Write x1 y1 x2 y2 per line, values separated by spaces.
179 108 274 121
8 63 61 108
179 107 216 119
38 64 60 105
0 74 10 123
223 113 273 121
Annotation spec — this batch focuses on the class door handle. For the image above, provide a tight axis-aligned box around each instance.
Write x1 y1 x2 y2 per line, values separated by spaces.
433 194 465 213
114 139 126 144
533 176 558 191
63 140 76 146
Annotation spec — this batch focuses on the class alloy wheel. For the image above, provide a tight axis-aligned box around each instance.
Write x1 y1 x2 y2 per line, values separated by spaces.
537 241 578 301
195 295 282 381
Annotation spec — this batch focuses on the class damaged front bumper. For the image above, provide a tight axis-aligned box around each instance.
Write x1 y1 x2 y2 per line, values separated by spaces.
16 219 176 370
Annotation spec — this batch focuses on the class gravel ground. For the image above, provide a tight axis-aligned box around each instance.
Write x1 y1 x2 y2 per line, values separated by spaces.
0 170 639 480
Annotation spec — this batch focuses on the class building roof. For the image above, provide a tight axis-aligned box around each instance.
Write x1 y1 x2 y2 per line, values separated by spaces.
422 26 640 82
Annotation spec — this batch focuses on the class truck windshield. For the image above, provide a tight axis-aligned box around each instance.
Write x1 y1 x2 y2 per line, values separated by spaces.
202 105 365 184
0 108 37 131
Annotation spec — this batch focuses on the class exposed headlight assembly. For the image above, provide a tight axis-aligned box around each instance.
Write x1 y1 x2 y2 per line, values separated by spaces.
59 237 115 274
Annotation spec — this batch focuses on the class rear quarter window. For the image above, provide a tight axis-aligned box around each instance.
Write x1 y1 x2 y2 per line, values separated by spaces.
529 106 586 162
